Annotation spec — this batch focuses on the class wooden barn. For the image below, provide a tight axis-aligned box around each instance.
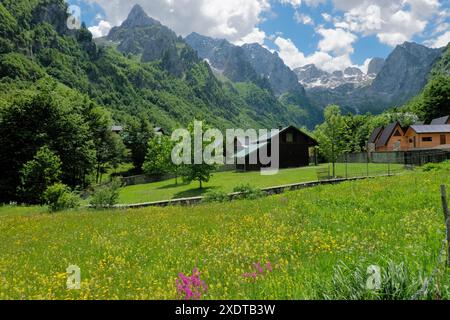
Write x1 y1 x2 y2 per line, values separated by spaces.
234 126 317 171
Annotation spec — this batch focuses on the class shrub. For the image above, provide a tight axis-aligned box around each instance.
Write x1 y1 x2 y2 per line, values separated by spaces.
422 161 450 172
203 190 229 203
18 145 62 204
422 163 441 172
43 183 81 212
89 178 123 209
232 183 265 200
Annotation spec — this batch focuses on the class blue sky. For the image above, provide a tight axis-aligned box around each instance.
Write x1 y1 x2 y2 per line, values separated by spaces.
260 2 393 65
67 0 450 72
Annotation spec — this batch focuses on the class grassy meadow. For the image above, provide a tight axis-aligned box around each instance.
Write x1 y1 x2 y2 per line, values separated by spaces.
118 162 402 204
0 164 449 300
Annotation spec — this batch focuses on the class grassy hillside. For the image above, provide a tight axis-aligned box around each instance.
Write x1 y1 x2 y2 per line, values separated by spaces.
1 165 449 299
117 163 403 204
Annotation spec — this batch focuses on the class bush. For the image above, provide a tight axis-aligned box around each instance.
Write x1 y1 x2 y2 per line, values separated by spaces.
232 184 265 200
89 178 123 209
43 183 81 212
422 161 450 172
18 145 63 204
422 163 442 172
203 190 230 203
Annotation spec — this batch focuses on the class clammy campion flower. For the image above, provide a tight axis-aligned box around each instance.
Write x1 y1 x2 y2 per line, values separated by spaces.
176 268 208 300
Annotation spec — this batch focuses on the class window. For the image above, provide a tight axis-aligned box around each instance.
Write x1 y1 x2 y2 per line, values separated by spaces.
394 130 402 137
422 137 433 142
286 133 294 143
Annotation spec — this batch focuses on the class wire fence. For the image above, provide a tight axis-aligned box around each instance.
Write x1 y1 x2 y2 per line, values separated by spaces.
317 149 450 181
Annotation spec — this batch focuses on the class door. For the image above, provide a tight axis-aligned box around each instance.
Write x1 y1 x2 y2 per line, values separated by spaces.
441 135 447 145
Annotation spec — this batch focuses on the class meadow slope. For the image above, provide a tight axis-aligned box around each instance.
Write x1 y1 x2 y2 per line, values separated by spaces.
0 165 449 299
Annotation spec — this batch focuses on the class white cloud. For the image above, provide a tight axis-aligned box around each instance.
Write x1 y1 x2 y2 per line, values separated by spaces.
234 28 267 45
86 0 270 44
303 0 327 6
377 32 409 47
317 28 357 55
274 36 354 72
359 58 372 74
321 13 332 22
88 20 112 38
279 0 302 7
294 12 314 25
425 30 450 48
329 0 441 46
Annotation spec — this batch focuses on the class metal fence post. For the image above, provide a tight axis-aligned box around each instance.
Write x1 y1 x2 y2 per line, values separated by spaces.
440 185 450 267
345 154 348 179
366 153 370 177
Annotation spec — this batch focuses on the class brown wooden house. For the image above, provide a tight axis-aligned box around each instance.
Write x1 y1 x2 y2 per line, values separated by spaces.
404 125 450 150
369 116 450 152
235 126 317 171
372 122 408 152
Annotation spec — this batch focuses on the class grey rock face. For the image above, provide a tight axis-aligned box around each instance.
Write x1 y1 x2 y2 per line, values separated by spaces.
184 33 263 85
186 33 306 96
241 43 303 96
367 58 385 76
369 42 442 105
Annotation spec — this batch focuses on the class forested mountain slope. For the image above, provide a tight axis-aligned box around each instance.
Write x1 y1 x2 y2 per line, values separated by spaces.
0 1 317 131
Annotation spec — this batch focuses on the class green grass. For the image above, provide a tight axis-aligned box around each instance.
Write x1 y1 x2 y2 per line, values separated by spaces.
118 163 403 204
0 164 448 300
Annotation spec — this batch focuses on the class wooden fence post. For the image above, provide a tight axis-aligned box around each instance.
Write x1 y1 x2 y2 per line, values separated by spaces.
440 185 450 267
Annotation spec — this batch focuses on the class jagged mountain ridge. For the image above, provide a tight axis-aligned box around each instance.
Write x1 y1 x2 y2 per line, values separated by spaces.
294 64 376 89
301 42 444 114
183 32 270 89
185 32 307 97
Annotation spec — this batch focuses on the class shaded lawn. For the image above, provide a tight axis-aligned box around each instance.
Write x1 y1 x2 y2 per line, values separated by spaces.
118 163 403 204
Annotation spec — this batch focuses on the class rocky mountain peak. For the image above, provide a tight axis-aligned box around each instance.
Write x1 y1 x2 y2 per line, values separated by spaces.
121 4 161 28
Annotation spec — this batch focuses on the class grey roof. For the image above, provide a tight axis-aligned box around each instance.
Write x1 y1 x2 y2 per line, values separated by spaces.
368 127 383 144
410 125 450 134
376 122 399 147
255 126 290 143
255 126 317 144
430 116 450 125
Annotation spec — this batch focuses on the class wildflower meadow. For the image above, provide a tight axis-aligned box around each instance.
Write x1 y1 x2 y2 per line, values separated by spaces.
0 164 450 299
